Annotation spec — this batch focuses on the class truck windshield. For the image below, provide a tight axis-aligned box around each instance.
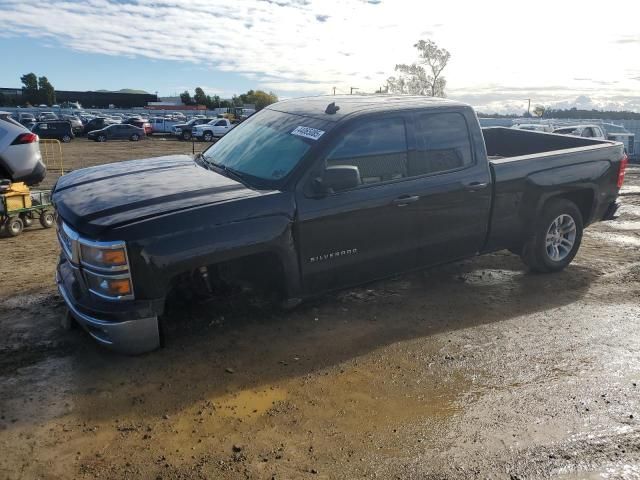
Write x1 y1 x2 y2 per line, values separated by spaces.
201 109 331 188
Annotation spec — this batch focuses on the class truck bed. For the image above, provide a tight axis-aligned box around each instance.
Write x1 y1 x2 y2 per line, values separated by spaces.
482 127 625 253
482 127 609 160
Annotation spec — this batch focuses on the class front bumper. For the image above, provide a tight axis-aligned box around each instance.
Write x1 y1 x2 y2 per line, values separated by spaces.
56 261 161 355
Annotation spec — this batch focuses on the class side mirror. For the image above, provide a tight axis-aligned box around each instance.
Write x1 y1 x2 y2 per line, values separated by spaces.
321 165 361 192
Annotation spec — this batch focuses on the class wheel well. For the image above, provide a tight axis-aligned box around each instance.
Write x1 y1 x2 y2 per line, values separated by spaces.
167 251 286 302
545 189 594 224
215 252 286 295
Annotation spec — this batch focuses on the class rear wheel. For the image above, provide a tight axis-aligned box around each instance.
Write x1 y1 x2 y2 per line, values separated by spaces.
62 134 72 143
40 211 55 228
5 216 24 237
131 134 140 141
521 199 583 273
182 131 192 141
21 213 34 227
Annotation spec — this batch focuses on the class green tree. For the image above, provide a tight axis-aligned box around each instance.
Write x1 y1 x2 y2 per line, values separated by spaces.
252 91 278 110
235 90 278 110
532 105 546 118
204 94 221 109
389 39 451 97
180 90 193 105
193 87 207 106
20 72 38 105
38 76 56 105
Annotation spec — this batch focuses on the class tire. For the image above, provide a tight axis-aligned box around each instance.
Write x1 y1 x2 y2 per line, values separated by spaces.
182 131 191 141
5 216 24 237
203 131 213 142
521 199 583 273
62 134 72 143
21 213 34 227
131 134 140 141
98 135 106 142
40 211 55 228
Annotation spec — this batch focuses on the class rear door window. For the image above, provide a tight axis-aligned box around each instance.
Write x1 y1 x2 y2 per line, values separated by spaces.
326 117 408 185
411 112 473 176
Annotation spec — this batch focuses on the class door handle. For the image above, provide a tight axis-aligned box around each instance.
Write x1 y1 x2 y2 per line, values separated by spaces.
393 195 420 207
465 181 489 191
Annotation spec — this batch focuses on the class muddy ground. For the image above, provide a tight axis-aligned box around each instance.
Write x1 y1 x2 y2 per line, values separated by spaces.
1 140 639 479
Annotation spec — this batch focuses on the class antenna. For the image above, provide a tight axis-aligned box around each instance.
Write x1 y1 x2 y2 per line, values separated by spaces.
325 102 340 114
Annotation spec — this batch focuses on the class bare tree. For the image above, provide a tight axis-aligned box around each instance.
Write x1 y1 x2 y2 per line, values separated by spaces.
388 40 451 97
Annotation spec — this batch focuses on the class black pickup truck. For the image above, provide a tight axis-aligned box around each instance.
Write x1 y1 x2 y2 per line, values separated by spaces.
52 96 628 354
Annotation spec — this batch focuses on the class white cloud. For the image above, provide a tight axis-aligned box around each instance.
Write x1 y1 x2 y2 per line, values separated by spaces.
1 0 639 113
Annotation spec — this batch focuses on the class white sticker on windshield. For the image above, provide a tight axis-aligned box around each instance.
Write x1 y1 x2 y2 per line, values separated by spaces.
291 126 325 141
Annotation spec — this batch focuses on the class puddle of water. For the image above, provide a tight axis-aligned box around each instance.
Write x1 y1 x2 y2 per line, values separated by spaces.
0 292 54 310
601 220 640 231
460 269 524 286
213 387 288 419
617 203 640 218
554 464 640 480
586 231 640 247
619 185 640 196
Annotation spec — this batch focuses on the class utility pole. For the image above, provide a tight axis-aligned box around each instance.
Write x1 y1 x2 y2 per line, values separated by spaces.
527 98 531 116
332 87 336 95
350 87 358 95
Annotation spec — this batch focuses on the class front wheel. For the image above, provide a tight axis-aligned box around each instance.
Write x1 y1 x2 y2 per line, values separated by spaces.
62 134 72 143
97 135 106 142
521 199 583 273
203 131 213 142
182 131 191 141
5 216 24 237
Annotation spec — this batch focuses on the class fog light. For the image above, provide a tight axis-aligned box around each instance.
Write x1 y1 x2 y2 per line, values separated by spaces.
99 278 132 296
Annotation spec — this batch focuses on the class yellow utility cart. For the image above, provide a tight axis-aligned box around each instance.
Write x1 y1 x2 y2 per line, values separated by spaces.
0 182 54 237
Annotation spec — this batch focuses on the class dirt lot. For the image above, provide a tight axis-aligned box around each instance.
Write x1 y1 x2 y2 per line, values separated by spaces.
1 140 640 479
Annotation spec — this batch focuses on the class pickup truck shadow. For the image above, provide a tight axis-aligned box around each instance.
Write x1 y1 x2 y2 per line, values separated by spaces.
60 250 600 425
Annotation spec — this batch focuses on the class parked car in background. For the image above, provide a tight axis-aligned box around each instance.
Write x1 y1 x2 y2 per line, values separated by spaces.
148 117 182 134
122 118 152 135
31 121 75 143
38 112 58 121
553 125 606 139
13 112 36 128
172 118 216 140
61 115 84 135
512 123 554 133
0 111 45 185
87 123 145 142
83 117 118 135
191 118 233 141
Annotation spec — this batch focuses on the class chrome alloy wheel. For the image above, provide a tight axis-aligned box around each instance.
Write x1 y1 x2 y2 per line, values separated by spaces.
545 214 577 261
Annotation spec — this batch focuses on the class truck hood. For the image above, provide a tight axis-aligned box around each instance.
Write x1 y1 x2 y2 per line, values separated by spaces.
53 155 278 237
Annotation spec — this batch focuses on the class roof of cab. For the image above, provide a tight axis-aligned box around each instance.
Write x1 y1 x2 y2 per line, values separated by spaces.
267 95 470 122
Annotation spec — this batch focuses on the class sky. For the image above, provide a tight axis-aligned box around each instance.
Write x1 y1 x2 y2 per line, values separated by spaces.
1 0 639 114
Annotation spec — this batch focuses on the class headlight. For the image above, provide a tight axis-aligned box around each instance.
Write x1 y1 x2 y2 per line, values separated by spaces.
84 270 134 300
77 238 134 301
80 242 128 271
